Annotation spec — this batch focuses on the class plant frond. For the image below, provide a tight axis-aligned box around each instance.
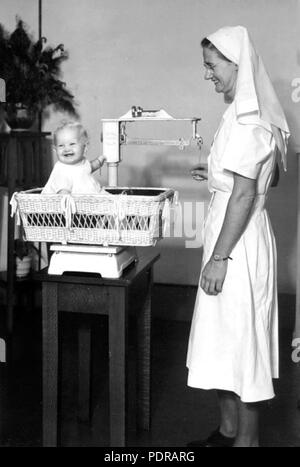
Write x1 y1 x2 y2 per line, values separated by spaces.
0 18 77 115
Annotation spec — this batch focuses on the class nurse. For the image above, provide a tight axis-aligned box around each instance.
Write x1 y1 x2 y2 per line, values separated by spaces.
186 26 289 447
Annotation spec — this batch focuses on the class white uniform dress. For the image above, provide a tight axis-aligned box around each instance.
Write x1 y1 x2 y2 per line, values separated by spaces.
187 102 279 403
42 159 102 194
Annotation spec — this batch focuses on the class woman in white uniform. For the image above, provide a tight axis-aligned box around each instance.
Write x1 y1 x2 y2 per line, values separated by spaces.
186 26 289 447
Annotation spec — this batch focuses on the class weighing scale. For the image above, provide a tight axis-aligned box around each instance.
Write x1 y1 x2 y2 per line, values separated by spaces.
48 107 202 278
48 244 137 278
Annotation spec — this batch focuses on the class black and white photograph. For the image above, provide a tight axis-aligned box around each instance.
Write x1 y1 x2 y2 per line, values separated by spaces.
0 0 300 452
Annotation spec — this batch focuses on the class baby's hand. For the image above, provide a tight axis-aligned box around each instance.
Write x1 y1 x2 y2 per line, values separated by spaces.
98 155 106 166
90 155 107 172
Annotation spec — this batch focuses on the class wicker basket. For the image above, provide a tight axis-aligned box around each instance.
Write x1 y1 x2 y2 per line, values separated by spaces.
11 187 175 247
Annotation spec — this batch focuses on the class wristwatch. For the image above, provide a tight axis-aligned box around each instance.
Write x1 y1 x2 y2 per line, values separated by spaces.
212 254 233 262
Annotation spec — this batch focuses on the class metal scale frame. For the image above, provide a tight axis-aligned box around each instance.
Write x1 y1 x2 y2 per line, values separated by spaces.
48 107 202 278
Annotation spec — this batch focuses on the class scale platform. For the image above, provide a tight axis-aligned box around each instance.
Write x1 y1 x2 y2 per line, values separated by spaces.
48 244 137 279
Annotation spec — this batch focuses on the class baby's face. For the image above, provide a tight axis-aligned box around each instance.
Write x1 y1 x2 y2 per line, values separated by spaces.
55 127 86 165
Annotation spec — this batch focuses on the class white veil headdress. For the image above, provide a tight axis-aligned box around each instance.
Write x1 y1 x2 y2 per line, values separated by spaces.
207 26 290 170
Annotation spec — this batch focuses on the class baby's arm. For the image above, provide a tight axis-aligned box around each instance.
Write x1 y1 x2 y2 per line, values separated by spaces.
90 155 106 173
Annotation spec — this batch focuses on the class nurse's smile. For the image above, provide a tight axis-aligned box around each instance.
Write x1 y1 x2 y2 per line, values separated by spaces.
203 47 238 103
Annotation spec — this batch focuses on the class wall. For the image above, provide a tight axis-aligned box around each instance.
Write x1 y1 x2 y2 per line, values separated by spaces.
1 0 299 293
0 0 38 32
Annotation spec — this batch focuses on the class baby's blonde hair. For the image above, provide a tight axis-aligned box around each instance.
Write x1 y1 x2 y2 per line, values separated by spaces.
53 120 89 146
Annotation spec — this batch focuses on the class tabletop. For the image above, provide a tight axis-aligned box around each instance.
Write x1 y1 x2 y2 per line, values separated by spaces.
33 249 160 287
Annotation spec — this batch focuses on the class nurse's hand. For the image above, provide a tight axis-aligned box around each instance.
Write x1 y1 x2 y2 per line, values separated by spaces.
190 163 208 181
200 257 228 295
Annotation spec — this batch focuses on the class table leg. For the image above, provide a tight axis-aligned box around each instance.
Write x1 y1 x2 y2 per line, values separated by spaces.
108 287 128 447
6 138 16 334
42 282 59 447
295 155 300 340
137 269 152 431
78 321 92 423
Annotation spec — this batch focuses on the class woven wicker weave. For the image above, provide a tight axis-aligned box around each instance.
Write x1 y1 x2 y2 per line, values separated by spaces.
11 187 175 247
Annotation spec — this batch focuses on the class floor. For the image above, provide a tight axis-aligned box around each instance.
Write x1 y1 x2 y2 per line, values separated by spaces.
0 288 299 447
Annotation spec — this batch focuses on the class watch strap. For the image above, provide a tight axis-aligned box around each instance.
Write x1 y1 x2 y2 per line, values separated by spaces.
212 254 233 262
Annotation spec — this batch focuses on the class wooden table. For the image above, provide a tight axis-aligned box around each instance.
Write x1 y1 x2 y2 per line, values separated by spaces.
295 152 300 340
34 250 160 447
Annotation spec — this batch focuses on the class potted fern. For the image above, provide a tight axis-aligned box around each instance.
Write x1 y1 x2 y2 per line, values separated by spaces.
0 18 78 130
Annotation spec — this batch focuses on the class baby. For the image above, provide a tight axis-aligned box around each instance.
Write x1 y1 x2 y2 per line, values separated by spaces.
42 121 106 194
